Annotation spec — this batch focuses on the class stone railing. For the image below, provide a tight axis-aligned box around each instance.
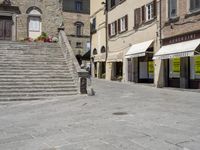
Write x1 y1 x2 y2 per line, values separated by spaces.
58 29 88 94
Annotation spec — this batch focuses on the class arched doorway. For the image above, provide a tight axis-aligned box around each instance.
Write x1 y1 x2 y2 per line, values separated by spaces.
26 7 42 39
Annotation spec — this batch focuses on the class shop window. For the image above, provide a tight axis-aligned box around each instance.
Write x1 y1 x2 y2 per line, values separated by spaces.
168 0 177 18
190 0 200 12
169 58 180 78
190 56 200 79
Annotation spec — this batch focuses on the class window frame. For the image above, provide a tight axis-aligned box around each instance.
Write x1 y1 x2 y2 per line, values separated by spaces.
75 1 83 12
146 2 154 21
110 22 116 36
190 0 200 12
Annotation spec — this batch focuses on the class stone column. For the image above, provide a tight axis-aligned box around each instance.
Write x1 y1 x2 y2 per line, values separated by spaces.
133 57 139 83
106 62 112 80
180 57 189 88
123 58 128 82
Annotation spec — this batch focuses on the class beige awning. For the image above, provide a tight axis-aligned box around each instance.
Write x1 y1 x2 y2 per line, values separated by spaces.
125 40 154 58
107 52 123 62
153 39 200 60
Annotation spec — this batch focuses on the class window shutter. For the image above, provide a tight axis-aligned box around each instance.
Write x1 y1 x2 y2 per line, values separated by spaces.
118 19 121 32
108 24 111 37
125 15 128 31
115 21 117 35
134 8 141 28
153 0 157 18
142 5 146 22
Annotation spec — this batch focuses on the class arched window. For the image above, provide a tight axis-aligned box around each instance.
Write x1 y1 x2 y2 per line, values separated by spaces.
101 46 106 53
26 7 42 39
74 22 84 36
93 48 97 55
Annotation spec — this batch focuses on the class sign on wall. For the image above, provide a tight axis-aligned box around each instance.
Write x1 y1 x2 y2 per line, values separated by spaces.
195 56 200 75
148 61 154 74
172 58 180 73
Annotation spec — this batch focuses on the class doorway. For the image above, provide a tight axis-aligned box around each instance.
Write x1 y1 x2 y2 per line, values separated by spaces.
0 16 12 40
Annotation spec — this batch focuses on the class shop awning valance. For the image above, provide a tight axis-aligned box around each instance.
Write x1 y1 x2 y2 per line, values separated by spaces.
107 52 123 62
125 40 154 58
153 39 200 60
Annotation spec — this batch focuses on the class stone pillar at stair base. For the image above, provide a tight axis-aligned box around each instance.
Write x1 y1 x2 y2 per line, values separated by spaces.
78 69 89 94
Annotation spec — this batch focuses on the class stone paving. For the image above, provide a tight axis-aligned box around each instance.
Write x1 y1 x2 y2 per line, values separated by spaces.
0 79 200 150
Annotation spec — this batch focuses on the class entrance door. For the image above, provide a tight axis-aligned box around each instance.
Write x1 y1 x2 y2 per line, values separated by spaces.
0 16 12 40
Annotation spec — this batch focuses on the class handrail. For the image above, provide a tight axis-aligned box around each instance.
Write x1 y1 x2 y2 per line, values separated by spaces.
58 29 88 94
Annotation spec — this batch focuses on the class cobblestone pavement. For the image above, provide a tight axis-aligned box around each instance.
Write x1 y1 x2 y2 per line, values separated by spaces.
0 79 200 150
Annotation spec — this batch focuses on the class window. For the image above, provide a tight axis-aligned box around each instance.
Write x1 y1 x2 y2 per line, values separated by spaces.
190 0 200 12
29 17 40 32
75 22 84 36
118 15 128 33
91 18 96 32
146 2 154 21
93 48 97 55
111 0 116 8
101 46 106 53
168 0 177 18
109 21 117 36
75 1 82 11
134 8 141 28
76 42 82 48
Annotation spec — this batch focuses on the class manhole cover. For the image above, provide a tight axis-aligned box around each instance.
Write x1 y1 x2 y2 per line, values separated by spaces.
113 112 128 115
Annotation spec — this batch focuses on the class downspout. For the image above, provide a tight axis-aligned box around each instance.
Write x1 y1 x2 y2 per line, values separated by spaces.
159 0 162 46
105 0 108 62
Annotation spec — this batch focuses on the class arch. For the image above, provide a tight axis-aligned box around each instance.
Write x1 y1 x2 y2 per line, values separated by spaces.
101 46 106 53
93 48 97 55
26 6 42 15
74 21 84 26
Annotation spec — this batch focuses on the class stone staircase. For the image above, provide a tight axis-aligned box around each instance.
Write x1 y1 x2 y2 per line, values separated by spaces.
0 41 78 101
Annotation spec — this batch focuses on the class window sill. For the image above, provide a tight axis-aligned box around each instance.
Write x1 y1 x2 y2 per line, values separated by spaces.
164 17 180 26
143 18 156 25
119 0 126 5
119 29 128 34
109 34 117 38
185 9 200 18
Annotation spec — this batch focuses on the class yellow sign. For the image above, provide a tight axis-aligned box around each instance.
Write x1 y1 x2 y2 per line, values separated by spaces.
172 58 180 73
148 61 154 74
195 56 200 75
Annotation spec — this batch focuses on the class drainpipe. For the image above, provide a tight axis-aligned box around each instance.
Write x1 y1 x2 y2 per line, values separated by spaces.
159 0 162 46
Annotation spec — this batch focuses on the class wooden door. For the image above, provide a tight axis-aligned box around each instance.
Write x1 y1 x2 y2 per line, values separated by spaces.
0 16 12 40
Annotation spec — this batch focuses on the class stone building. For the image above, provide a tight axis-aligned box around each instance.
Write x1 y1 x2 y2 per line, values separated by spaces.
90 0 107 78
154 0 200 89
0 0 90 57
0 0 63 41
62 0 90 56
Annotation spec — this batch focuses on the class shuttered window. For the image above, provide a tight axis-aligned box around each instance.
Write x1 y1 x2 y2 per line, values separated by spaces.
109 21 117 37
134 8 141 28
118 15 128 33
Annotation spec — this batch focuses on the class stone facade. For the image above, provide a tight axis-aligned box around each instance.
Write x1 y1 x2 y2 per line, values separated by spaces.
0 0 62 40
62 0 90 56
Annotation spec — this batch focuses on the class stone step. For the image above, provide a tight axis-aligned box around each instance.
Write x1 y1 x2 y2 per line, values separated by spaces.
0 81 76 86
0 91 78 98
0 88 77 93
0 93 77 101
0 84 76 89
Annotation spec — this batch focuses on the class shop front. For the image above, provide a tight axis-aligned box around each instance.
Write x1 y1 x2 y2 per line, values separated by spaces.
107 52 123 81
154 32 200 89
125 40 154 83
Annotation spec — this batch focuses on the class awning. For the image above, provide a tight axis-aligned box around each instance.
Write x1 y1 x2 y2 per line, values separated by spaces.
125 40 154 58
153 39 200 60
107 52 123 62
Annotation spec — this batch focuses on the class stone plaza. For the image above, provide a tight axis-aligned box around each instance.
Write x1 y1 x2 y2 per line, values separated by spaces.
0 79 200 150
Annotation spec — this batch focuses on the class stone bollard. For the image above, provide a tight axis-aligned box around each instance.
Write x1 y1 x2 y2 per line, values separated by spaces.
78 69 88 94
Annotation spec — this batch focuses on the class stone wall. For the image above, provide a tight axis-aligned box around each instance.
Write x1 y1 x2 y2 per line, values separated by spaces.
0 0 63 40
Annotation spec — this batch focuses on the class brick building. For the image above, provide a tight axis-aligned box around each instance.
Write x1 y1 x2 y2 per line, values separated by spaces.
154 0 200 89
